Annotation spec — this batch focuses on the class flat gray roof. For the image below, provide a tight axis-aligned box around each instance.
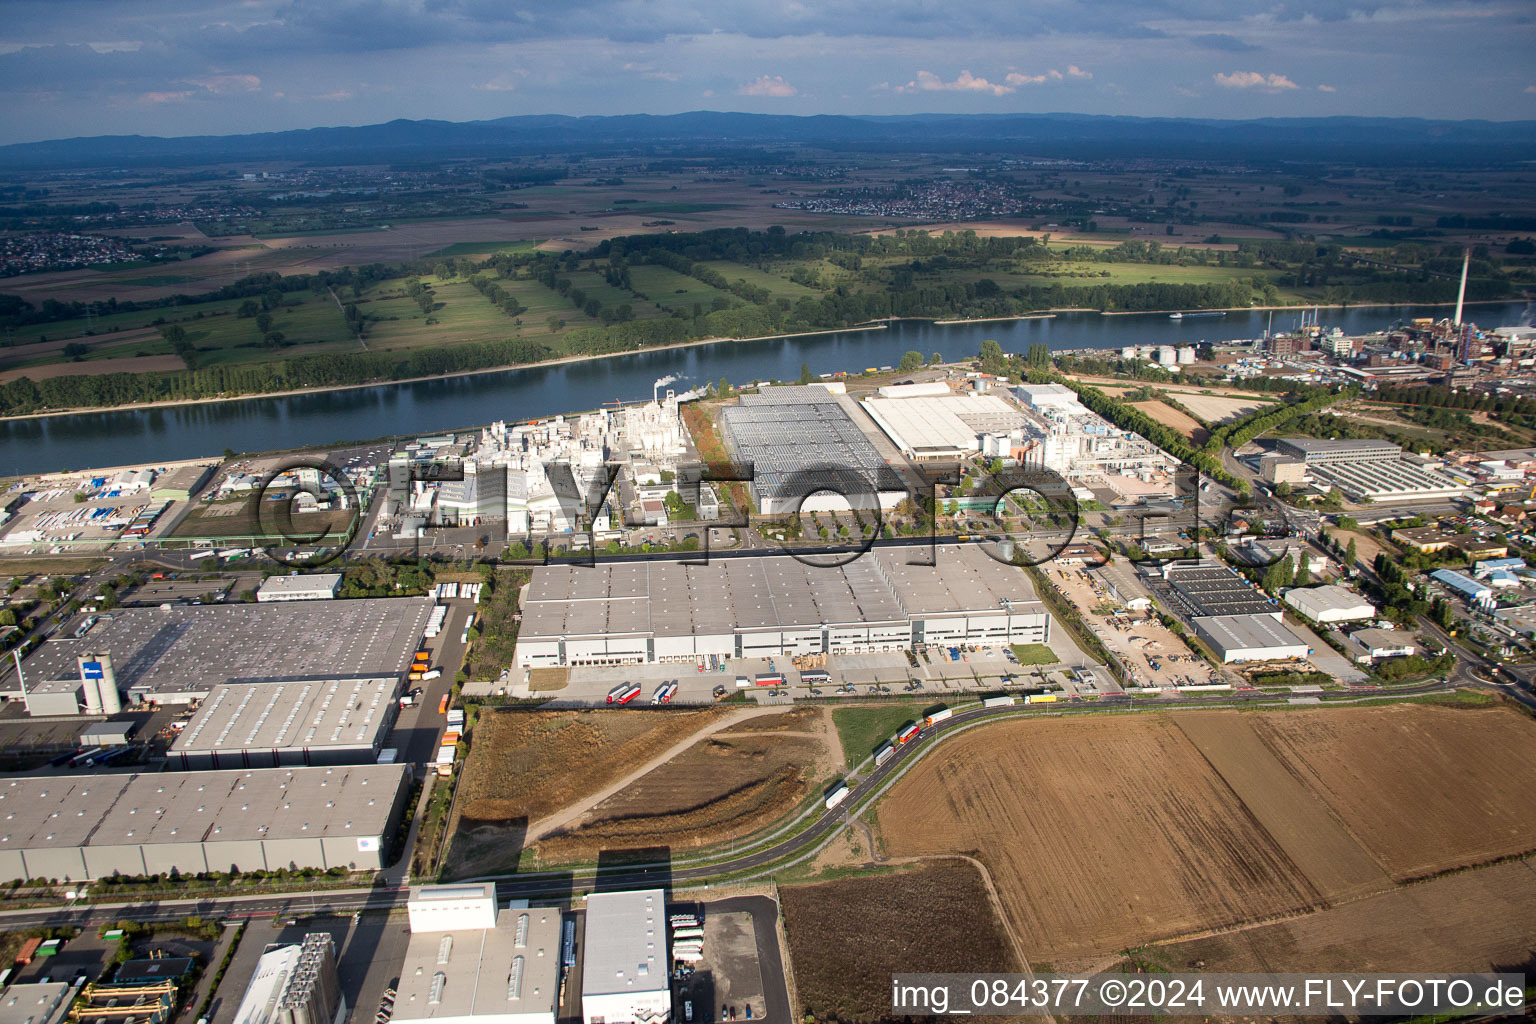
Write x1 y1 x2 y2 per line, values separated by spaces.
521 545 1043 640
0 764 405 850
720 388 905 504
1192 613 1308 655
4 597 432 696
394 907 561 1022
1166 564 1278 617
171 678 396 756
582 889 668 999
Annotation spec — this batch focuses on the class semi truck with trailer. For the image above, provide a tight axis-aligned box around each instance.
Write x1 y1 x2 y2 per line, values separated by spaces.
824 782 851 809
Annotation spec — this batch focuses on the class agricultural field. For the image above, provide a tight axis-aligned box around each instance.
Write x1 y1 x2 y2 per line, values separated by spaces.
628 264 737 315
532 718 836 863
1169 390 1269 423
442 706 727 878
876 704 1536 961
698 260 825 302
1146 858 1536 975
1130 400 1207 443
781 861 1019 1024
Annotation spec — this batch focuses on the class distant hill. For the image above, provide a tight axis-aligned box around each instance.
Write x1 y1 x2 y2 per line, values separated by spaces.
2 110 1533 168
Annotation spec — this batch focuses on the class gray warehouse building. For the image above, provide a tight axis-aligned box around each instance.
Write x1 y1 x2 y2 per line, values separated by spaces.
1192 614 1312 664
516 544 1051 666
169 678 399 769
0 764 408 882
718 386 907 515
2 597 433 706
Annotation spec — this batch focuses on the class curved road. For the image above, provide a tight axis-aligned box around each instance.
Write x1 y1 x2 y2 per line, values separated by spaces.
0 679 1459 931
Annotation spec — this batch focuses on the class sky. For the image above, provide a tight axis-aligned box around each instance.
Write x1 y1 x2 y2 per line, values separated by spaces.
1 0 1533 144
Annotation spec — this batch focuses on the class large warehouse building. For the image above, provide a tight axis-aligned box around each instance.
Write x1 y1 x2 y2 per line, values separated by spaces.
1156 561 1279 618
1272 438 1467 501
718 386 907 514
1192 614 1313 664
2 597 432 706
581 889 669 1024
1283 584 1376 624
0 764 408 882
168 678 399 769
515 544 1051 666
861 390 1030 461
395 886 560 1024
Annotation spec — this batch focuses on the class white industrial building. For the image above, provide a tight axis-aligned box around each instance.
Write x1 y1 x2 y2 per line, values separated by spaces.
581 889 670 1024
1013 383 1175 478
1273 438 1468 502
1283 584 1376 624
407 885 500 934
0 983 77 1024
257 574 343 602
169 678 399 769
229 934 345 1024
0 765 408 882
861 391 1029 461
1192 613 1312 664
394 886 559 1024
515 545 1051 667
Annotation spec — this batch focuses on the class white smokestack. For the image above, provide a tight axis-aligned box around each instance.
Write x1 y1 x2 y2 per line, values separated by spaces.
1454 249 1469 326
97 654 121 715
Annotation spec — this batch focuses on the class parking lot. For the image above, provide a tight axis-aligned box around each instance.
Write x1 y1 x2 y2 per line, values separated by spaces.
670 896 791 1024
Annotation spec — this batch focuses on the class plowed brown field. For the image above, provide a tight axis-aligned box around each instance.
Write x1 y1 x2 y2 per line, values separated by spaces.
876 704 1536 960
782 861 1018 1024
533 730 830 861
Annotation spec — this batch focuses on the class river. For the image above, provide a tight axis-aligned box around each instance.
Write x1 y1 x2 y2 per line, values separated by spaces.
2 301 1530 476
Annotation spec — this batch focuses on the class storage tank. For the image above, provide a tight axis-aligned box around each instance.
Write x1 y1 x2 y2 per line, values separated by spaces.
96 653 121 715
1120 346 1136 360
76 654 103 715
1157 346 1177 366
1177 345 1196 364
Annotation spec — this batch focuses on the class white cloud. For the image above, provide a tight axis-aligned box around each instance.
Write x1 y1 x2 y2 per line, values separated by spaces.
314 88 354 101
186 73 261 94
1317 83 1336 92
1214 70 1300 91
138 90 192 104
738 74 797 96
1526 84 1536 94
474 71 528 91
1065 64 1092 78
902 69 1013 95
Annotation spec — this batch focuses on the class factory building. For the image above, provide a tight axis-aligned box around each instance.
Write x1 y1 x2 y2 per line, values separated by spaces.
1283 585 1377 624
581 890 670 1024
0 984 76 1024
394 886 560 1024
0 764 408 882
407 885 500 934
718 387 907 515
1012 384 1174 478
3 597 433 707
515 545 1051 667
256 574 343 603
861 391 1030 461
1192 614 1312 664
1272 438 1467 501
1431 568 1494 604
1337 628 1418 663
230 935 345 1024
1156 561 1279 619
168 678 398 769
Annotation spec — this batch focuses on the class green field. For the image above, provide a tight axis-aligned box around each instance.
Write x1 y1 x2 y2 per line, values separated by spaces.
832 704 927 763
628 264 738 314
700 260 825 301
1010 643 1060 666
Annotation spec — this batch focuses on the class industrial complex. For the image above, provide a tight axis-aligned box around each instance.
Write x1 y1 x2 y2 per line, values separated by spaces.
1271 438 1469 501
514 544 1051 666
718 386 906 515
0 764 408 881
168 678 399 769
581 890 670 1024
3 597 433 707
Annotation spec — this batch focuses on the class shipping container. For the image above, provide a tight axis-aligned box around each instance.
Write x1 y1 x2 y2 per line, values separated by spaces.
670 927 704 940
824 783 851 810
982 695 1018 708
447 709 465 727
408 672 423 682
1027 693 1058 704
754 673 784 687
438 694 451 715
16 938 40 964
923 706 953 728
421 669 442 681
801 669 829 684
874 741 895 766
376 748 399 765
735 676 752 688
562 919 576 966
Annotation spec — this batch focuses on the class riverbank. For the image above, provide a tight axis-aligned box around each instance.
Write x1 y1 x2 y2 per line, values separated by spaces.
0 322 890 424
